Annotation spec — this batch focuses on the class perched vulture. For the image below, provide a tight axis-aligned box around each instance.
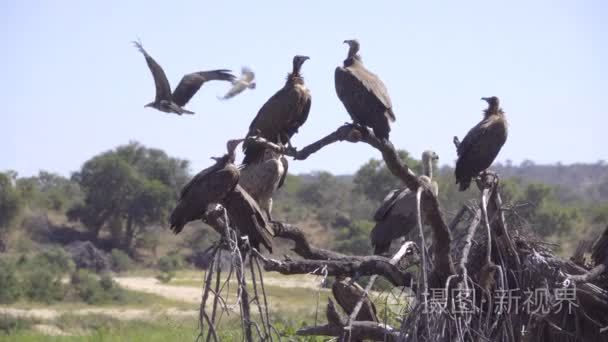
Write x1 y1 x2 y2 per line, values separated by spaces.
332 276 378 322
223 184 274 253
219 66 256 100
133 40 235 115
239 148 288 220
370 151 439 255
169 139 243 234
335 39 395 140
454 97 508 191
242 55 311 165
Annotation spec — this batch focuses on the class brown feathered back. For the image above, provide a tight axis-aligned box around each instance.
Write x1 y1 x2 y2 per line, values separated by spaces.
242 56 311 165
169 161 239 234
335 40 394 140
223 184 274 253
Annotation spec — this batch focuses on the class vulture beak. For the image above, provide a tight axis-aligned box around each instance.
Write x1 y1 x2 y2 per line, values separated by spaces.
210 157 221 162
433 154 440 161
481 97 490 102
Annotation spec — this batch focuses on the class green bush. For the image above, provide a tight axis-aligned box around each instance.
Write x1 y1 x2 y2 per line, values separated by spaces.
155 271 175 284
110 249 135 272
23 269 64 303
0 259 20 304
70 270 125 304
157 253 184 274
29 247 75 274
0 315 36 334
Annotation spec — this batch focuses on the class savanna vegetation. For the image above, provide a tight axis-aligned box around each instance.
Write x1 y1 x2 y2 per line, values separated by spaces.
1 142 606 339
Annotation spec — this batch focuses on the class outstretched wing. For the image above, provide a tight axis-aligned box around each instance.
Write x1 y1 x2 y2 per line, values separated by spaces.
172 69 236 107
133 40 172 102
220 82 247 100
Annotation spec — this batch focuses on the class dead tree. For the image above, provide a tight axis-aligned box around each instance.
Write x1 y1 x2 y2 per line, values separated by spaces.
197 124 608 342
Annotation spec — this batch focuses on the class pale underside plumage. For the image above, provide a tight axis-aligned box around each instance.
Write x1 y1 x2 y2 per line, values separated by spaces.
219 66 256 100
223 184 274 253
239 152 288 219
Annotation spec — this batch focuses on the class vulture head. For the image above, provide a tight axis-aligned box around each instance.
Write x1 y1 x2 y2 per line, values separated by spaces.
481 96 501 114
292 55 310 75
224 138 245 163
422 150 439 163
343 39 361 58
421 150 439 179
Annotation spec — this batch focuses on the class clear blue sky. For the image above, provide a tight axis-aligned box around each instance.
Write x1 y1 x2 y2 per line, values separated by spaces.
2 1 607 177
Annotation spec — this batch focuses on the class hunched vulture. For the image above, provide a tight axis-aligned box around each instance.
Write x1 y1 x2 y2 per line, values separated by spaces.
454 96 508 191
370 151 439 255
335 39 395 140
242 55 311 165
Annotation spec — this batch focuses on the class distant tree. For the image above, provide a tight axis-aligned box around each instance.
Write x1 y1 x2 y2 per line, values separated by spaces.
16 171 82 212
334 220 374 255
68 142 187 254
353 150 419 202
0 172 22 249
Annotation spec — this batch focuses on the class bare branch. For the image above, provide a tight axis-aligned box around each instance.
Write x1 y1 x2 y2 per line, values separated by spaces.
255 251 415 287
250 124 455 286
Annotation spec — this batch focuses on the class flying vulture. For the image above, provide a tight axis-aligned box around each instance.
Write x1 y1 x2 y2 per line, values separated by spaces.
133 40 235 115
169 139 243 234
454 96 508 191
335 39 395 140
223 184 274 253
219 66 256 100
332 276 378 323
239 148 288 221
242 55 311 165
370 151 439 255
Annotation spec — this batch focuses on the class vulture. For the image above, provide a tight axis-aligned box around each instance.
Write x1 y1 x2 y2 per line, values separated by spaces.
223 184 274 253
335 39 395 140
332 276 378 322
370 151 439 255
242 55 311 165
133 40 235 115
169 139 243 234
239 148 288 221
454 96 508 191
219 66 256 100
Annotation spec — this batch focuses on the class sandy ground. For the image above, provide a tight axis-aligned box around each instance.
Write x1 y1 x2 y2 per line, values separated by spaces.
0 307 197 321
0 274 325 336
115 277 203 303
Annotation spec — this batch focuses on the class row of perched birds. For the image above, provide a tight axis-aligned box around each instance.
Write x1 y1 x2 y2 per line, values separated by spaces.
133 39 508 255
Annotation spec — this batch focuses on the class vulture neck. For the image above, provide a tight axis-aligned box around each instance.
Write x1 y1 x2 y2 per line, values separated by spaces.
422 159 433 180
286 72 305 86
484 105 503 119
344 54 362 67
